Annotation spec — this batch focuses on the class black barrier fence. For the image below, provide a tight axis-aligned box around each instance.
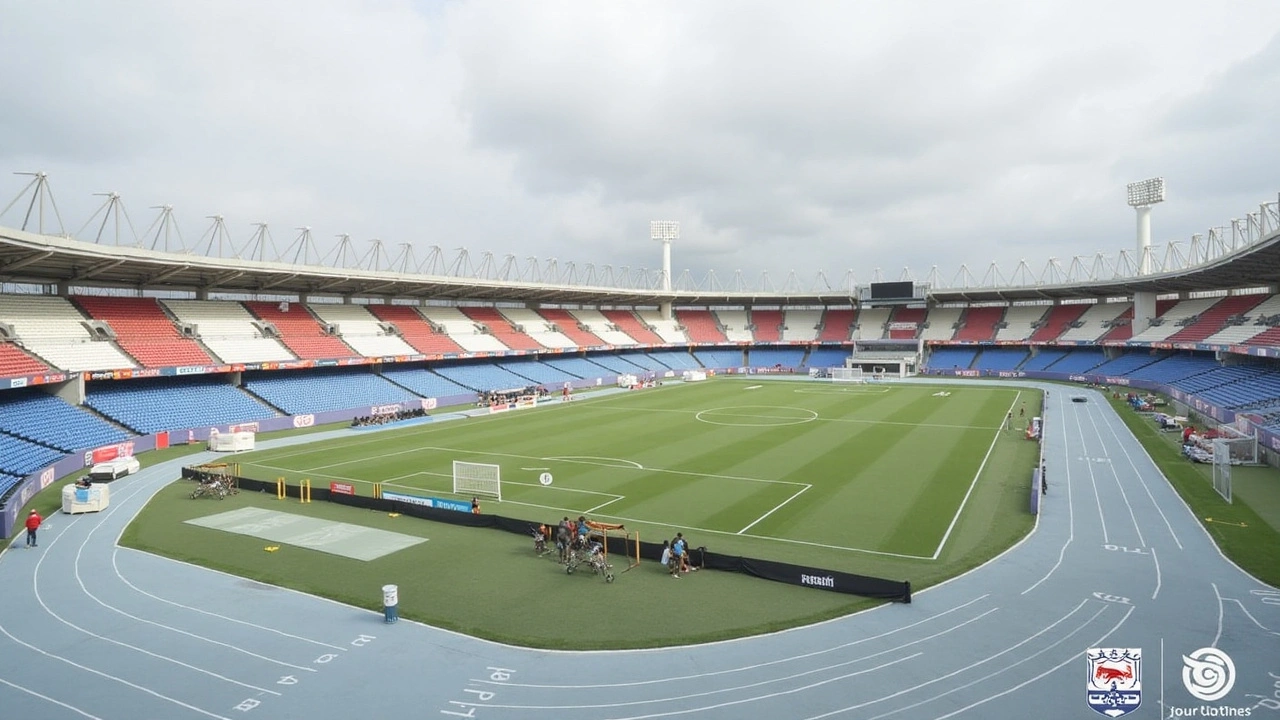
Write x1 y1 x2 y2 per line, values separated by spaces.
183 468 911 603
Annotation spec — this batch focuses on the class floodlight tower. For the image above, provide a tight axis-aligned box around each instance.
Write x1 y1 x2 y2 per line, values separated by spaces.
1127 177 1165 335
651 220 679 319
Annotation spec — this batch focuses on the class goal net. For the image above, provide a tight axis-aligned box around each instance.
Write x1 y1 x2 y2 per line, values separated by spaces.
1212 439 1233 504
830 367 865 383
453 461 501 501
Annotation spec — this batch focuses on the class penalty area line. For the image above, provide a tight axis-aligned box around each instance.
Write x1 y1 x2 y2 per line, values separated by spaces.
737 484 812 534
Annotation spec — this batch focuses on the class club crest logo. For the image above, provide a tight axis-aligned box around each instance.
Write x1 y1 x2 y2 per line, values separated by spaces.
1086 648 1142 717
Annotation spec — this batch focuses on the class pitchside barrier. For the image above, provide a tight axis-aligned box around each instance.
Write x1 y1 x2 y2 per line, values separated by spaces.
181 467 911 603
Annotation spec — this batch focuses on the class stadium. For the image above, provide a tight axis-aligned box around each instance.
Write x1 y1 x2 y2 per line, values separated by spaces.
1 166 1279 718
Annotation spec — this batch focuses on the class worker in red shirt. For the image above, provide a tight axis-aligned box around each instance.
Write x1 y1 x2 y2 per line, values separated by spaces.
25 509 42 549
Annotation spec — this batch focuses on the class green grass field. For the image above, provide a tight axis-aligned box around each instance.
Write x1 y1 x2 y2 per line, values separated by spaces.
123 377 1041 648
240 378 1033 560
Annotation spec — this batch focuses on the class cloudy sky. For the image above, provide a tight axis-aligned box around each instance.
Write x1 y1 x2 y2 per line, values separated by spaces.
2 1 1278 292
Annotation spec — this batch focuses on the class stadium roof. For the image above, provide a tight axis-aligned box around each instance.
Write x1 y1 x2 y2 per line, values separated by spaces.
2 224 1278 306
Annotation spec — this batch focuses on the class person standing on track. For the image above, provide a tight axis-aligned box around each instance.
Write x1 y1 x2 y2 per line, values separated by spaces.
25 509 42 548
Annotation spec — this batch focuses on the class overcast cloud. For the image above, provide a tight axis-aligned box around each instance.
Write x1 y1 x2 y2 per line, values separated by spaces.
1 0 1278 292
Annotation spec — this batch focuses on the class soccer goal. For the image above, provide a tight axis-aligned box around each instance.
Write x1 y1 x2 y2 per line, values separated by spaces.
453 461 501 501
1212 440 1233 504
830 367 866 383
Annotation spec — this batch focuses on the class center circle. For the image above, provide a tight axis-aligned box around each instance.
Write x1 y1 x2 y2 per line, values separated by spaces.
694 405 819 427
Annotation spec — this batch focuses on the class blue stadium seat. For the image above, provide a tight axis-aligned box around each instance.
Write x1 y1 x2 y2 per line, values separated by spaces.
972 348 1030 371
1043 350 1107 374
432 363 534 391
0 389 129 451
693 349 745 368
541 356 617 379
1021 349 1069 371
380 367 473 398
746 348 806 367
926 347 978 370
1088 352 1168 376
85 377 277 434
805 348 852 368
0 432 64 477
495 360 578 384
647 350 702 370
243 369 418 414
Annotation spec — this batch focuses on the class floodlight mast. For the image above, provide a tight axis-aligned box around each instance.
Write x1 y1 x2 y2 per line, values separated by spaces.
1127 177 1165 276
650 221 679 292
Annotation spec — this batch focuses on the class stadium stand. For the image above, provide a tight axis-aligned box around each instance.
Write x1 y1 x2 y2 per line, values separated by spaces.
1088 351 1168 377
919 307 963 341
0 388 129 451
1 471 26 503
972 347 1028 371
243 368 418 414
1043 349 1107 374
852 307 891 340
418 306 511 353
459 307 545 351
1205 294 1280 345
1130 298 1222 343
781 308 823 341
927 347 978 370
496 359 578 385
0 432 65 479
750 309 784 342
712 309 753 342
85 376 277 434
1125 354 1219 384
1246 324 1280 348
1165 294 1269 344
648 349 702 370
1029 303 1090 342
674 309 727 343
585 354 644 373
746 347 805 367
0 342 49 377
541 356 617 379
243 301 359 360
432 362 531 391
569 309 641 345
537 309 608 347
694 348 745 368
887 307 926 339
996 305 1050 342
74 296 215 368
360 304 464 355
379 366 474 399
498 308 579 349
1057 302 1131 343
1020 348 1070 371
955 306 1005 342
636 310 689 344
806 348 851 368
817 308 857 341
0 294 136 371
162 300 297 364
304 303 421 357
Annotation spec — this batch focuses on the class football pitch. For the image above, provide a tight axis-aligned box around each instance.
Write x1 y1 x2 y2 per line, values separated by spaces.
235 378 1038 562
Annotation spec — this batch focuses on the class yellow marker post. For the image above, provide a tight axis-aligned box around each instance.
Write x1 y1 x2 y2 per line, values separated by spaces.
300 479 311 504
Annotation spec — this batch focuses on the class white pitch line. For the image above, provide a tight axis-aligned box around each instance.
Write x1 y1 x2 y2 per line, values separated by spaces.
1151 545 1161 600
1072 399 1111 545
931 390 1021 560
585 495 626 514
1085 402 1145 547
737 485 811 534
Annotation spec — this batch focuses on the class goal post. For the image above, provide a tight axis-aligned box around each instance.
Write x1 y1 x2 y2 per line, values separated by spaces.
1212 439 1233 504
829 367 865 384
453 460 501 501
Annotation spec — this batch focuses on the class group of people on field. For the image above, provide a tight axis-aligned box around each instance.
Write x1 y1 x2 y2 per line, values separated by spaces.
660 533 696 578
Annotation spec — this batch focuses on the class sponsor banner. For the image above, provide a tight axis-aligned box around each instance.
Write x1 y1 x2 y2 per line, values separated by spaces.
1104 376 1131 387
371 403 403 416
174 365 207 376
996 371 1027 378
155 431 170 450
315 359 339 367
9 377 27 388
86 441 136 466
733 557 910 600
423 397 438 410
228 422 259 433
292 414 315 428
955 369 980 377
380 490 470 512
329 482 355 496
39 466 55 489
